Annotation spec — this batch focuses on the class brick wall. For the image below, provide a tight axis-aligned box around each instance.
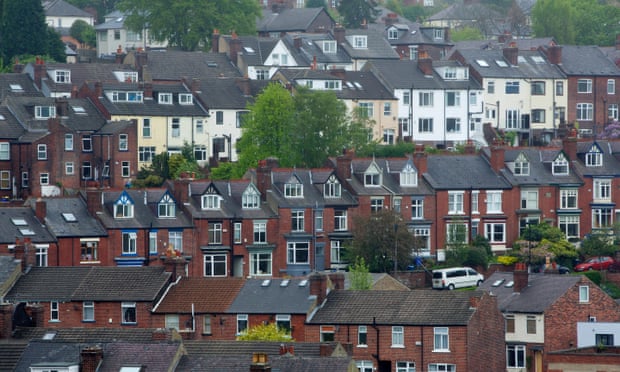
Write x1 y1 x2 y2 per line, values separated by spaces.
467 292 505 371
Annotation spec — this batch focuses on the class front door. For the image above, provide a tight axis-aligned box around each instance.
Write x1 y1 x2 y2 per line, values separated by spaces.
315 243 325 271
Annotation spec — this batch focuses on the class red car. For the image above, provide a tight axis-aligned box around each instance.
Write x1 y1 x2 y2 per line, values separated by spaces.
574 256 615 272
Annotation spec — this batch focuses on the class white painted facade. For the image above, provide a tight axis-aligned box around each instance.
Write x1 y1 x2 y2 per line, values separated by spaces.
577 321 620 348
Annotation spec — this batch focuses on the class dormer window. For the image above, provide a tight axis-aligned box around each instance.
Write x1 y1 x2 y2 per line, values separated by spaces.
35 106 56 119
433 29 444 39
284 180 303 198
364 163 382 186
443 68 457 80
322 40 336 53
242 186 260 209
324 175 341 198
179 93 193 105
54 70 71 83
114 71 138 82
114 192 134 218
514 153 529 175
158 193 176 217
111 91 143 103
400 164 417 187
552 153 569 175
352 35 367 49
586 145 603 167
201 194 221 209
388 28 398 40
159 93 172 104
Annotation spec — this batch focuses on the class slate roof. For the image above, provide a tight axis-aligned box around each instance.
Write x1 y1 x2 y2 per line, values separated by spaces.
0 207 56 244
557 45 620 76
139 51 242 81
195 78 261 110
227 278 314 314
424 154 512 190
177 354 353 372
98 342 183 372
495 147 583 187
0 73 42 100
5 266 170 302
479 271 582 313
0 342 27 372
308 290 480 325
13 341 82 371
455 48 565 79
282 33 352 67
573 140 620 177
25 197 107 238
95 11 126 30
257 7 334 33
0 255 20 296
341 29 400 60
0 106 25 139
225 35 280 67
43 0 92 18
153 277 245 313
183 340 327 357
94 189 193 230
12 327 160 343
38 62 138 94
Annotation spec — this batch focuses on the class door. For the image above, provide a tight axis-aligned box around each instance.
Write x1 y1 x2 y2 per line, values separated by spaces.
233 255 244 277
315 243 325 271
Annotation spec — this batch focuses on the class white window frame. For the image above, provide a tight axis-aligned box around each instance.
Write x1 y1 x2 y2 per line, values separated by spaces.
284 183 303 198
287 241 309 264
485 222 505 243
577 79 592 93
121 302 137 324
237 314 248 334
392 326 404 347
433 327 449 351
580 285 589 303
50 301 59 321
506 344 526 368
201 194 221 209
250 251 272 276
594 178 611 201
83 301 94 322
37 144 47 160
158 93 173 104
121 231 137 254
448 191 464 214
204 253 227 277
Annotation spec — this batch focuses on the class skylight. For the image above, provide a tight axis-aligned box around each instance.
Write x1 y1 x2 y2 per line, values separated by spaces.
62 213 77 222
505 281 514 288
531 56 545 64
261 279 271 287
19 228 35 236
243 47 255 54
299 280 308 287
496 60 508 67
476 59 489 67
42 332 56 340
72 106 86 113
280 279 290 287
11 218 27 226
492 279 505 287
9 84 23 92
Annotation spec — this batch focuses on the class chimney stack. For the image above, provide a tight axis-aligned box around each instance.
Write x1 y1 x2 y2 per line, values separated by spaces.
413 144 427 174
513 262 528 292
256 158 277 200
490 140 505 172
250 353 271 372
86 189 102 215
309 273 328 306
81 346 104 372
55 97 69 117
94 81 103 98
385 13 398 26
35 198 46 221
143 82 153 98
336 148 354 180
328 272 345 290
33 56 46 89
236 77 251 96
546 45 562 65
563 134 577 161
229 31 242 66
333 25 345 44
417 57 433 76
115 45 124 64
212 29 220 52
503 43 518 65
294 36 302 50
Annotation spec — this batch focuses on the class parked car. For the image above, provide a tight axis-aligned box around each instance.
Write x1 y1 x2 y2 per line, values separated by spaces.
574 256 615 272
432 267 484 290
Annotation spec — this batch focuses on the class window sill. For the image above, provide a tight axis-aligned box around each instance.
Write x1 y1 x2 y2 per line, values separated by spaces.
391 345 405 349
433 349 450 353
49 320 60 323
82 320 96 323
357 345 368 348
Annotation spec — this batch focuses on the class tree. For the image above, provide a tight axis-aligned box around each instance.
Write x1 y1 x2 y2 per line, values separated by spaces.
531 0 576 44
66 0 120 23
70 19 96 47
117 0 261 51
347 210 416 273
337 0 380 28
518 222 578 267
46 27 66 62
1 0 49 62
450 27 484 42
581 230 616 258
236 323 292 341
349 257 372 290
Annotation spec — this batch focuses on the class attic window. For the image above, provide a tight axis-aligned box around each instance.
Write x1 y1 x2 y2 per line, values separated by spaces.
11 217 27 226
261 279 271 287
19 228 35 236
72 106 86 114
299 279 308 287
496 60 508 67
388 28 399 40
586 145 602 167
476 59 489 67
531 56 545 64
35 106 56 119
9 84 23 92
492 279 505 287
179 93 193 105
243 47 255 54
322 40 336 54
352 35 367 49
505 281 514 288
280 279 290 287
54 70 71 83
62 212 77 222
42 332 56 340
517 56 526 64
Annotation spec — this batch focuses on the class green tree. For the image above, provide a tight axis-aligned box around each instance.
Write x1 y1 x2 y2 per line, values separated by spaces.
118 0 260 51
46 27 66 62
70 19 96 47
66 0 120 23
349 257 372 290
519 222 578 267
1 0 50 62
450 26 484 42
236 322 292 341
337 0 380 28
581 230 616 258
531 0 576 44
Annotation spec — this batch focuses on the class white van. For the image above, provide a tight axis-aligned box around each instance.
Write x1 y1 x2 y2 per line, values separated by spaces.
432 267 484 290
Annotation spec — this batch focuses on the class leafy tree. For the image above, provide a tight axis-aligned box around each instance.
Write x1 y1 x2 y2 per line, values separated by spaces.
306 0 326 8
1 0 51 62
401 5 432 23
518 222 578 267
118 0 261 51
445 235 491 268
349 257 372 290
347 210 416 273
531 0 576 44
598 120 620 139
581 230 616 258
70 20 96 47
236 322 292 341
506 0 529 38
337 0 380 28
66 0 120 23
46 27 66 62
450 27 484 42
571 0 620 46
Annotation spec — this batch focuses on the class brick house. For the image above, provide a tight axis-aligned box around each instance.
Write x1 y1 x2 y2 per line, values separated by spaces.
0 208 56 266
4 266 172 329
480 264 620 372
305 288 505 372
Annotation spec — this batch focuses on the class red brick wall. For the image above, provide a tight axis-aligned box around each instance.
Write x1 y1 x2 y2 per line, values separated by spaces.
34 301 155 328
467 292 505 371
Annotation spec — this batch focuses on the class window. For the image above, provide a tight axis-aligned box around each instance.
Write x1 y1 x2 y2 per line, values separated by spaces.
179 93 193 104
506 109 519 129
559 215 579 239
256 69 269 80
276 314 291 333
486 191 502 213
111 91 143 102
532 109 545 123
236 314 248 334
365 169 381 186
320 325 335 341
287 241 309 264
505 81 519 94
322 40 336 53
40 173 49 186
121 232 137 254
196 119 204 133
447 223 467 245
409 46 418 60
35 106 55 119
253 221 267 243
552 154 569 175
594 178 611 200
324 175 341 198
358 325 367 346
149 231 157 255
527 315 537 334
359 102 373 118
115 193 134 218
485 223 505 243
506 345 526 368
580 285 589 302
216 111 224 125
593 207 613 228
556 81 564 95
315 209 323 232
514 153 529 175
471 191 479 213
383 129 395 144
446 118 460 132
121 302 136 324
64 134 73 151
208 222 222 244
82 135 92 152
428 364 455 372
403 91 410 105
50 301 59 321
63 162 73 175
250 251 272 275
412 199 423 219
370 197 384 212
234 223 242 244
399 118 410 133
139 146 156 162
418 118 433 132
353 35 367 48
487 81 495 94
285 183 303 198
586 146 603 167
171 118 180 137
243 187 260 208
392 326 404 347
119 134 128 151
204 254 227 277
0 171 9 189
334 210 347 231
81 240 98 261
520 190 538 209
292 210 304 232
434 327 449 351
142 118 151 137
596 334 614 346
37 144 47 160
203 315 212 335
165 314 179 330
83 301 94 322
578 79 592 93
396 362 416 372
531 81 545 95
114 30 121 40
388 28 398 39
158 93 172 104
201 194 221 209
121 161 130 177
505 315 515 333
433 28 444 39
169 231 182 252
401 166 416 187
446 91 460 106
444 67 457 79
608 79 616 95
577 103 593 120
36 245 48 267
448 191 464 214
194 145 207 161
330 240 344 264
0 142 8 160
237 111 247 128
609 104 619 120
419 92 433 106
